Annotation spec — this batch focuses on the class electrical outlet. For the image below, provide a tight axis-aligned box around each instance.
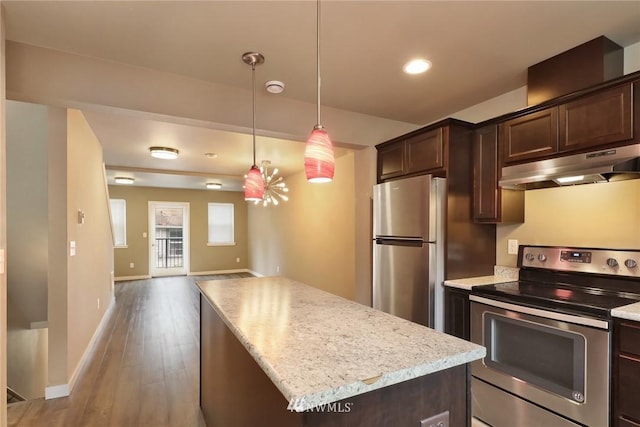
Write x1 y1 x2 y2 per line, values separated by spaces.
420 410 449 427
236 257 240 263
276 265 280 273
129 262 134 269
508 239 518 255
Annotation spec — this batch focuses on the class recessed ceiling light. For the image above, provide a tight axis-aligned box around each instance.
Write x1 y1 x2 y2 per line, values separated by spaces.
206 182 222 190
114 177 135 184
149 146 179 159
403 59 432 75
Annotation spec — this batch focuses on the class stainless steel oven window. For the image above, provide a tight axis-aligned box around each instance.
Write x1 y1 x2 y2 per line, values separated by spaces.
484 313 586 402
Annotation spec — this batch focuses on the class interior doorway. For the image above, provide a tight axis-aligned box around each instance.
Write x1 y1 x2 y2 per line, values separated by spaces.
148 202 189 277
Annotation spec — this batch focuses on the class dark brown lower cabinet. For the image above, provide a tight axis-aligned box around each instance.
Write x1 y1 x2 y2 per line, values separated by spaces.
614 319 640 427
200 294 471 427
444 287 470 341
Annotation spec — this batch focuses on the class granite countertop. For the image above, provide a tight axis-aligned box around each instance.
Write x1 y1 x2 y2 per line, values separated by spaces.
444 266 520 291
612 301 640 322
197 276 485 412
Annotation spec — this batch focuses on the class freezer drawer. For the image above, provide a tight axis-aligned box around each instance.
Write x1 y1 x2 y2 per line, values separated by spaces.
373 239 434 327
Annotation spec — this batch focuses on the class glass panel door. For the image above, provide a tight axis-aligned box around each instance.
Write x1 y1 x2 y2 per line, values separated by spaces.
484 313 585 402
148 202 189 277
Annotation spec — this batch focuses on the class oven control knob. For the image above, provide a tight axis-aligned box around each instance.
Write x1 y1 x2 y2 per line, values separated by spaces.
606 258 619 268
538 254 547 262
525 253 535 262
625 259 637 269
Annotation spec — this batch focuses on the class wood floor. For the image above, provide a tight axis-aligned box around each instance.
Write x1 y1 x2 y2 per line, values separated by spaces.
7 273 252 427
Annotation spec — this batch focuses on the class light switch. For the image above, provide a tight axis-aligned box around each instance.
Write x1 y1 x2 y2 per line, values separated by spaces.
77 209 85 225
70 241 76 257
508 239 518 255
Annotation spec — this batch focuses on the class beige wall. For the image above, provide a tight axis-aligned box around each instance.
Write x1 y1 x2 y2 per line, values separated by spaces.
248 153 356 300
353 147 376 305
47 106 68 389
107 186 248 278
497 180 640 266
1 4 8 421
65 109 114 387
6 101 48 324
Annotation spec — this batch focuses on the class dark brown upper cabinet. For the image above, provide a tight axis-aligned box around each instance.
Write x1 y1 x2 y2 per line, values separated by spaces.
498 75 639 168
376 119 472 183
500 107 559 164
377 141 406 181
473 125 524 223
406 128 444 174
559 83 633 152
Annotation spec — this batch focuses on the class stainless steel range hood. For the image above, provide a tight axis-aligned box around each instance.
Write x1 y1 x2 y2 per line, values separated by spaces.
499 144 640 189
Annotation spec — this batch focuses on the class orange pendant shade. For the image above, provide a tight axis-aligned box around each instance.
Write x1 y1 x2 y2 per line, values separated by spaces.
244 165 265 201
304 127 335 183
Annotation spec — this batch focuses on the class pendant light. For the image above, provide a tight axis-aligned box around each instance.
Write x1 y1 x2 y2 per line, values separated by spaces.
242 52 266 201
304 0 335 183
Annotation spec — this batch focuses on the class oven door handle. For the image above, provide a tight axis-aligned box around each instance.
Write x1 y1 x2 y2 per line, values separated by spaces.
469 295 610 330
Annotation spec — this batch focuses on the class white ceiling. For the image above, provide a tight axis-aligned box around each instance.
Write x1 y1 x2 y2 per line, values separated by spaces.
4 1 640 191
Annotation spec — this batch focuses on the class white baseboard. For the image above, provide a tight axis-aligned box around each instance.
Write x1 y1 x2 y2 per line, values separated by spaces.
188 268 250 276
248 270 264 277
114 274 151 282
45 296 116 400
44 384 70 400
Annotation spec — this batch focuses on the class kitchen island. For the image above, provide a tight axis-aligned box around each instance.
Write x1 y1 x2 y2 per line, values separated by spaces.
197 276 485 426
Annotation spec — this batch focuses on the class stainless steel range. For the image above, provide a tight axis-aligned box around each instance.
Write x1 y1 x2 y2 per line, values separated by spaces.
470 245 640 427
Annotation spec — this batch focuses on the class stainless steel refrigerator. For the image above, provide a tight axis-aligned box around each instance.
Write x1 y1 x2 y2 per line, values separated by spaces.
372 174 445 330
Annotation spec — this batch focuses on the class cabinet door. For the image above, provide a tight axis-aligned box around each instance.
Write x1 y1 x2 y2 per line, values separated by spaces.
444 288 470 340
619 356 640 423
378 141 405 181
559 83 633 152
615 320 640 427
501 107 558 164
406 128 444 174
473 125 499 221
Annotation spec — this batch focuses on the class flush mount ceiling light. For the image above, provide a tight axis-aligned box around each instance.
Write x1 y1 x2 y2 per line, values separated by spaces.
265 80 285 94
403 59 432 75
114 177 135 184
304 0 335 183
204 152 218 159
242 52 266 202
205 182 222 190
149 146 179 159
257 160 289 207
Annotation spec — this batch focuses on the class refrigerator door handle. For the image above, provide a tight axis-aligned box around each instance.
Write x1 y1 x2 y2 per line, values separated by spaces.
374 237 424 247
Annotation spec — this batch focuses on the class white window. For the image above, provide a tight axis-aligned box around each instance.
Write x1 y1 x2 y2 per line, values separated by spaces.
208 203 235 246
110 199 127 248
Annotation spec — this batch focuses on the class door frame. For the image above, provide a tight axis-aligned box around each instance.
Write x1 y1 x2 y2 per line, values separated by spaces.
148 201 190 277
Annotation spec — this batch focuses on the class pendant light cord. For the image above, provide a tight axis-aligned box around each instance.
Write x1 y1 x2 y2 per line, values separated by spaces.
252 62 257 166
316 0 321 126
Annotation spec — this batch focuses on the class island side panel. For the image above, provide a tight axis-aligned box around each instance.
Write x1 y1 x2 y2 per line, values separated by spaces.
303 364 469 427
200 294 302 426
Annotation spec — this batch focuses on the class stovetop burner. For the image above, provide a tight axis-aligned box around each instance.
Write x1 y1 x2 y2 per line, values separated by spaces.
472 245 640 319
474 279 640 319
